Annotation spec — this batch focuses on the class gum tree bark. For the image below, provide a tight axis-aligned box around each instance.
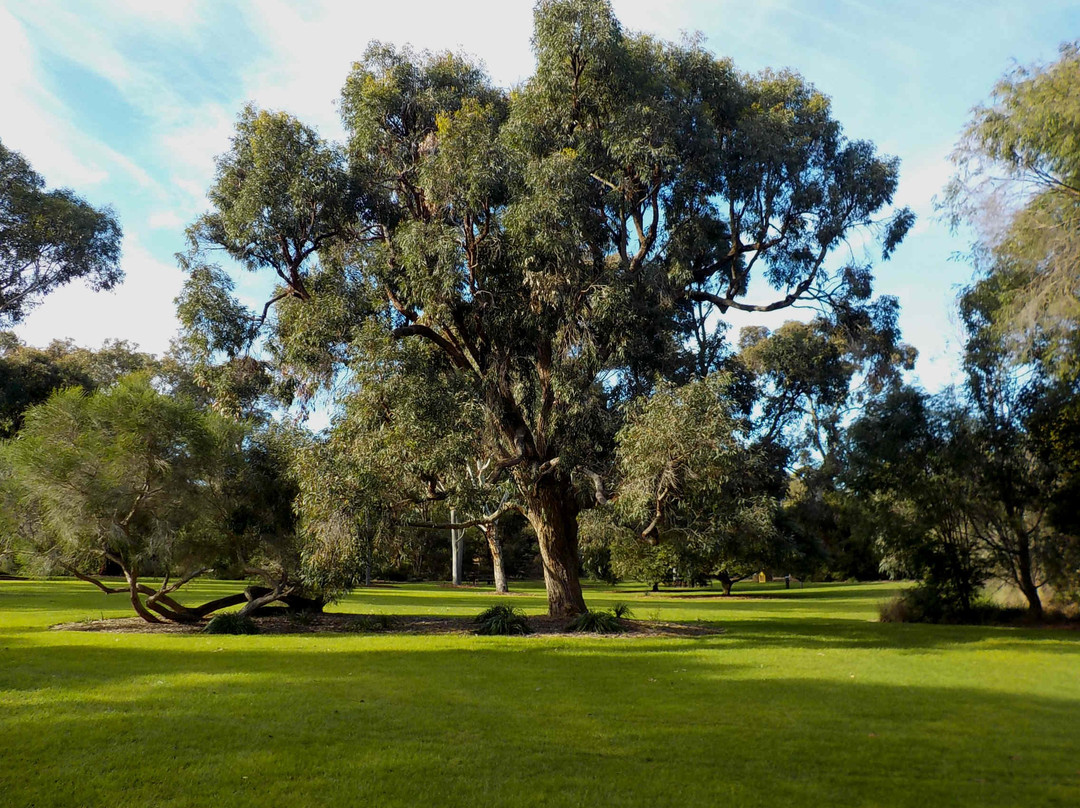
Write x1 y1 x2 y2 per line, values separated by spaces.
523 481 587 616
481 521 509 594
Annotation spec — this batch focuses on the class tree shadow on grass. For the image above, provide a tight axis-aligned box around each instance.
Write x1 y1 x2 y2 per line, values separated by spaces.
0 640 1077 808
710 617 1080 654
661 587 904 602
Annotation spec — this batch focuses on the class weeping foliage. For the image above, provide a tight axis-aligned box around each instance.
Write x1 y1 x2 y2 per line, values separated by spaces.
945 42 1080 377
1 375 221 577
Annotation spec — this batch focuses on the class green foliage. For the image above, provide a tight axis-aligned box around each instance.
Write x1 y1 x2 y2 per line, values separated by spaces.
206 421 309 595
781 469 882 582
183 0 911 614
2 374 218 571
473 604 532 635
203 612 259 635
946 42 1080 377
878 589 1030 626
579 538 618 584
0 139 123 326
292 412 395 600
199 106 356 277
611 602 633 619
593 373 786 588
565 608 624 634
0 374 310 618
877 594 913 624
0 334 156 438
844 387 988 615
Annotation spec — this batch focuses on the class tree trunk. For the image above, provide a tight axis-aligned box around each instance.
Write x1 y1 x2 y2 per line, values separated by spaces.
718 571 733 597
239 584 290 616
483 522 509 594
123 568 161 623
523 482 586 616
1015 537 1043 617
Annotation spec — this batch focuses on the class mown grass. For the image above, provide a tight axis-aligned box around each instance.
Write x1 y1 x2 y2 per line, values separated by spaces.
1 578 1078 807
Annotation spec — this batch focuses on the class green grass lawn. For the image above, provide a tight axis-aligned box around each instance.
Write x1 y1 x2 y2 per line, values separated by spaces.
1 579 1078 807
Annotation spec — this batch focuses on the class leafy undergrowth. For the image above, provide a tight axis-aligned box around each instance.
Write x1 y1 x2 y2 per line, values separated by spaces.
2 579 1078 808
880 591 1080 627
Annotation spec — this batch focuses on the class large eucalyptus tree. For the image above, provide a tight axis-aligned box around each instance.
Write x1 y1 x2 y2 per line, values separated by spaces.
180 0 911 615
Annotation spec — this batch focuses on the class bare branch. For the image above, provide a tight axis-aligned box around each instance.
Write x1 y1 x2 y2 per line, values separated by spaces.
391 324 469 369
58 562 125 595
580 469 612 506
408 500 521 531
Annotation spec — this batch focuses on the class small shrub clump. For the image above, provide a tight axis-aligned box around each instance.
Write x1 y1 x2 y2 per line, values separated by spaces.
566 609 625 634
350 614 395 632
203 612 260 635
474 604 532 635
286 609 317 627
878 595 913 623
612 602 634 619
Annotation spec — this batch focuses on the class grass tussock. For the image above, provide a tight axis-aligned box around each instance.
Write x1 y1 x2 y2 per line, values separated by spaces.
566 609 625 634
474 604 532 635
879 589 1047 625
203 612 259 635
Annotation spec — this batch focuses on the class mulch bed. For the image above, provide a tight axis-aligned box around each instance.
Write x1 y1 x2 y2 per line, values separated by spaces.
53 613 723 637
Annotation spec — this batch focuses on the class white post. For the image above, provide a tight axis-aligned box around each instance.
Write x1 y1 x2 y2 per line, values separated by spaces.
451 507 463 586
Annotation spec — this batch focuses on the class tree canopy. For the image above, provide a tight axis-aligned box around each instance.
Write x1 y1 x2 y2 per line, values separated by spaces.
0 332 156 438
0 139 123 326
180 0 912 615
945 42 1080 377
0 373 318 621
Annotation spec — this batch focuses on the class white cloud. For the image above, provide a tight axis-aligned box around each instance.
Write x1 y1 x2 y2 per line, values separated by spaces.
148 211 185 230
0 8 110 189
235 0 538 139
110 0 205 28
12 239 185 356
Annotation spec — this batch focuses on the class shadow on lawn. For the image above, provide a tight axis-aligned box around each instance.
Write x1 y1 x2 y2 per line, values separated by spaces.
659 587 903 602
1 639 1078 808
711 618 1080 654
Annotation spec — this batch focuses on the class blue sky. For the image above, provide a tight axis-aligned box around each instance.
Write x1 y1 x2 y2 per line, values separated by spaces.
3 0 1079 392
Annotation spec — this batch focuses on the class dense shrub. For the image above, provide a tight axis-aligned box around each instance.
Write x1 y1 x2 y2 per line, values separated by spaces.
878 594 915 623
879 588 1029 625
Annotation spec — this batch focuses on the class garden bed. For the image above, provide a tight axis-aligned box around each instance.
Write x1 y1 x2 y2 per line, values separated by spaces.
53 612 722 637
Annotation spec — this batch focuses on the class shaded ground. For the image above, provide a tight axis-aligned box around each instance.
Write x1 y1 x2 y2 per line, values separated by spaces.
53 612 722 637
